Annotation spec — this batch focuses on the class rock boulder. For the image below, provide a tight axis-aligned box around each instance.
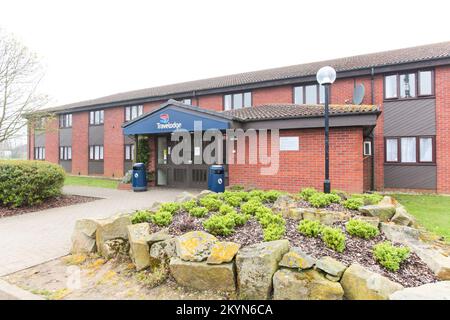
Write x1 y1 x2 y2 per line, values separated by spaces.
279 247 315 269
359 205 396 221
96 215 131 258
389 281 450 300
315 256 347 279
175 231 218 262
207 242 240 265
70 219 99 254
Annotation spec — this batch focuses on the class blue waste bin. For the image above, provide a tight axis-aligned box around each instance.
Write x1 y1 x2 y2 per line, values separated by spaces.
132 163 147 192
208 165 225 193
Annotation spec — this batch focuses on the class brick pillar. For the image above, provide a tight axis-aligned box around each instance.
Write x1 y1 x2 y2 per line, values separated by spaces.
28 122 34 160
372 75 385 191
44 117 59 164
72 112 89 175
436 66 450 194
104 106 124 178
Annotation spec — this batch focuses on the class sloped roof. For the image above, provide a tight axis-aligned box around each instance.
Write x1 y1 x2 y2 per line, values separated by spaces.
46 41 450 113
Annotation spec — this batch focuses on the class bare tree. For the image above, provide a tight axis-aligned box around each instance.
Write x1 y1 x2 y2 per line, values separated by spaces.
0 28 48 144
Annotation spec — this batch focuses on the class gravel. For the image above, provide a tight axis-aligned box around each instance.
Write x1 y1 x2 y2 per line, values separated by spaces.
0 195 99 218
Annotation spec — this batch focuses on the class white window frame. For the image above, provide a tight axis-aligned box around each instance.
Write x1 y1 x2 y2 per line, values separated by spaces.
224 92 252 110
363 141 372 156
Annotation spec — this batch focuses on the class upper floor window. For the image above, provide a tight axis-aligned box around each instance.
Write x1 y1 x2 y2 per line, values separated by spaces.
59 114 72 128
294 84 325 104
34 147 45 160
224 92 251 110
35 117 46 130
180 98 192 105
89 110 104 125
384 70 434 100
385 136 434 164
125 105 143 122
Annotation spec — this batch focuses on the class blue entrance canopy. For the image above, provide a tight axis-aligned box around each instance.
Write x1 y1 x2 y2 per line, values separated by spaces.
122 100 234 135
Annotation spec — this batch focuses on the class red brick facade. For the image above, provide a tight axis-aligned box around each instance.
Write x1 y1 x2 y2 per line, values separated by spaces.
104 106 125 177
44 118 59 164
228 128 364 193
436 66 450 194
71 112 89 175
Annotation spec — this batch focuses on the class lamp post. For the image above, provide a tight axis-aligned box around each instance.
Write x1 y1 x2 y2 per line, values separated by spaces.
316 66 336 193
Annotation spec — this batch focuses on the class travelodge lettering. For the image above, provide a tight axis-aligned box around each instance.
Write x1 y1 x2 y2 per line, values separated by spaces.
157 113 182 129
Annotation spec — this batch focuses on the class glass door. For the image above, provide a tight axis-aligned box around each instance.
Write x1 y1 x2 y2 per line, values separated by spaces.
156 136 168 186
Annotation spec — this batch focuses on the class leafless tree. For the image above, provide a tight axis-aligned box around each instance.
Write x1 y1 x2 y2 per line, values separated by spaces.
0 28 48 144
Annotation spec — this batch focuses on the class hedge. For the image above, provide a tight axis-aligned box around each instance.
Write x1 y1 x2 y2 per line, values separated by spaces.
0 160 65 207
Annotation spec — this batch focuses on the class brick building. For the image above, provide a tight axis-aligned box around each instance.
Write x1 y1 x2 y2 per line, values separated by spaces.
28 42 450 194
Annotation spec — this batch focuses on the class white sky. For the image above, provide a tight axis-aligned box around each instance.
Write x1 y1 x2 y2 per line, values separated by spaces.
0 0 449 107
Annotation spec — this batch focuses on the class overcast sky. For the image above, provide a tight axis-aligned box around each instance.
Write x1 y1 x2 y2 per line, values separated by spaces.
1 0 449 107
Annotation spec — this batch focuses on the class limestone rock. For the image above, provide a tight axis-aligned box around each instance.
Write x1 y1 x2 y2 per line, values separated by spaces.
196 190 215 199
175 231 218 262
70 219 99 254
273 195 298 218
169 257 236 292
303 209 351 226
380 222 420 244
359 205 396 221
378 196 397 207
102 238 129 259
391 206 415 226
341 263 403 300
282 208 305 220
175 191 196 203
408 243 450 280
389 281 450 300
315 256 347 278
207 242 240 264
353 216 380 227
236 239 289 300
150 237 177 261
279 247 315 269
273 269 344 300
96 215 131 258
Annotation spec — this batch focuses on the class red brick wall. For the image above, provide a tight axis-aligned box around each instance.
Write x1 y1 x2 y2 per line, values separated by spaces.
197 94 223 111
228 127 364 193
44 117 59 164
72 112 89 175
371 76 385 190
330 76 373 105
252 85 292 105
104 106 125 177
363 155 372 192
436 66 450 194
28 123 34 160
143 101 163 113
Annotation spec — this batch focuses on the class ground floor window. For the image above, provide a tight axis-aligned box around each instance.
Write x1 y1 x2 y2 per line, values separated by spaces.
89 145 104 160
125 144 135 161
34 147 45 160
385 136 434 164
60 146 72 160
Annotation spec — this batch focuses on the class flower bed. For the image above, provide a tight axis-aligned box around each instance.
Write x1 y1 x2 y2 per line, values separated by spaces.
70 187 450 300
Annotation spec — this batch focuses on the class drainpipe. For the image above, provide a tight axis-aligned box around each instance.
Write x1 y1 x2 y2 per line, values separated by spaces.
370 67 375 191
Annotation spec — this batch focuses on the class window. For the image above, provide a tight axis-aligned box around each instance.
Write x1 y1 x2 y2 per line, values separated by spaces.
89 110 104 125
59 146 72 160
34 147 45 160
294 84 325 104
59 114 72 128
35 117 46 129
125 144 135 161
385 136 435 164
181 98 192 105
384 70 433 100
125 105 143 121
89 145 104 160
419 71 433 96
224 92 251 110
363 141 372 156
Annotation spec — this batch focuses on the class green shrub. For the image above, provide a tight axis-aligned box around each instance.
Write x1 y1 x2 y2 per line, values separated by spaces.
151 210 173 226
219 204 235 215
256 208 285 228
240 199 264 216
181 200 198 212
346 219 380 239
261 190 282 203
263 223 286 241
373 241 410 272
131 210 152 224
351 193 383 205
321 227 346 252
308 192 341 208
202 214 236 236
248 189 265 199
224 195 242 207
199 197 223 211
228 185 244 191
188 207 208 218
159 202 181 214
0 160 65 207
297 219 323 237
342 197 364 210
226 211 249 226
299 187 318 201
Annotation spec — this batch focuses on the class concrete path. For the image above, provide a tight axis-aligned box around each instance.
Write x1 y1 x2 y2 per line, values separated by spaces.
0 186 193 276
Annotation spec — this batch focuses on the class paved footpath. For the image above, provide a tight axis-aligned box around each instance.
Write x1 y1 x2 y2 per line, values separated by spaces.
0 186 191 276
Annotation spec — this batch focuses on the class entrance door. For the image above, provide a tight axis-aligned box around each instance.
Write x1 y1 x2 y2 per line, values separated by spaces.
156 134 208 188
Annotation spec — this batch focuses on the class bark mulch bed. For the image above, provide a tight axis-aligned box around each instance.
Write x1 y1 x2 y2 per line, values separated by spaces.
0 195 100 218
149 211 438 288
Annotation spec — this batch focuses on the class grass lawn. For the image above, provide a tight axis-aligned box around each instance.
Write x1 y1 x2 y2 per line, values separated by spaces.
64 175 119 189
391 193 450 242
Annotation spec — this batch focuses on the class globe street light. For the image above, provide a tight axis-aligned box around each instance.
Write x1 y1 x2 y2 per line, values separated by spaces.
316 66 336 193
